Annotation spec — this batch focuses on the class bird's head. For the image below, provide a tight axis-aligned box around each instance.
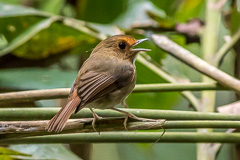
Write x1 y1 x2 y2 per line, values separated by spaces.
92 35 151 62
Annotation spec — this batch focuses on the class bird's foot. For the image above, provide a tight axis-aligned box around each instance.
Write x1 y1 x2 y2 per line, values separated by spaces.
112 108 165 130
123 115 129 130
90 108 102 135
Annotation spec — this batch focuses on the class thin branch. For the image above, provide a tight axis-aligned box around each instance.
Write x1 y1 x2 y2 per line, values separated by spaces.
152 34 240 94
134 82 226 92
1 120 240 141
0 120 239 135
0 88 70 103
1 108 240 121
215 29 240 66
137 54 200 111
62 17 106 40
0 118 165 139
1 132 240 144
0 83 226 103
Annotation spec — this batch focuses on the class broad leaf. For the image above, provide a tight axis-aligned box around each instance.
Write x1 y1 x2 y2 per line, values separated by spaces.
10 144 81 160
0 68 77 90
0 147 31 160
0 3 97 59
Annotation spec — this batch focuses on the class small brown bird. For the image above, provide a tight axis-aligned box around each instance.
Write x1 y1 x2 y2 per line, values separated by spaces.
47 35 151 132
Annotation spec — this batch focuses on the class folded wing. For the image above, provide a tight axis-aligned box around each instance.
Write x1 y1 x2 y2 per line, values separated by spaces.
47 69 132 132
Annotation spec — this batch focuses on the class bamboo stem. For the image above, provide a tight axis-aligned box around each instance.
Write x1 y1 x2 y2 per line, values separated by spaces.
199 0 221 159
134 83 225 92
0 118 165 139
0 108 240 121
137 54 200 110
1 132 240 144
1 120 240 135
0 83 226 103
152 34 240 93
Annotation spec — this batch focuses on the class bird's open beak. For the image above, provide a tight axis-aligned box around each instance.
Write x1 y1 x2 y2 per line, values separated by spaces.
132 38 151 52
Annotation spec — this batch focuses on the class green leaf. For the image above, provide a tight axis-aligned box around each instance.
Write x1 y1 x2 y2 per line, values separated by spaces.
114 0 157 28
150 0 176 16
0 34 8 49
39 0 65 14
0 2 49 17
0 16 61 57
10 144 82 160
0 3 98 59
0 147 32 160
174 0 205 22
230 6 240 34
0 68 77 90
76 0 127 24
114 0 175 31
0 147 30 156
12 19 97 59
147 9 176 29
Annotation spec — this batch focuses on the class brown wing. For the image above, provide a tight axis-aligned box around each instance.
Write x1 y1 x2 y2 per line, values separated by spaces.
75 71 117 112
76 66 135 111
47 67 134 132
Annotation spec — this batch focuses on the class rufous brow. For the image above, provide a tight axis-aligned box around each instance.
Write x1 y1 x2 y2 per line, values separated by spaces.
119 37 137 46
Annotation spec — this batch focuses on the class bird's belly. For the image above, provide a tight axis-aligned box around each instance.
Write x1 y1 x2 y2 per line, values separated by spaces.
85 82 135 109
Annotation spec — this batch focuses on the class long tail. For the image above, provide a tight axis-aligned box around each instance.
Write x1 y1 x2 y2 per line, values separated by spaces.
46 96 81 132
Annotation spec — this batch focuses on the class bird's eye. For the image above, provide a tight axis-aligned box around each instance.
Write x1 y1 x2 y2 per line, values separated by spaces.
118 42 126 49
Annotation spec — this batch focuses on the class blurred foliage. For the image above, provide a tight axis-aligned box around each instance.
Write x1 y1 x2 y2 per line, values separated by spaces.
230 6 240 34
0 0 239 160
0 34 8 48
0 68 77 89
0 4 97 59
10 144 82 160
0 147 36 160
174 0 205 22
76 0 127 23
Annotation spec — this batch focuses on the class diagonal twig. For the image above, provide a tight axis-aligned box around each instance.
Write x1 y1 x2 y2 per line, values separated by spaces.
137 54 200 110
152 34 240 94
214 29 240 66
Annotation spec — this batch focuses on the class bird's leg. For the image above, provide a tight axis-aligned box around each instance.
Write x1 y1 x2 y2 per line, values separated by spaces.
111 108 137 130
111 108 164 130
121 100 129 108
90 108 102 135
112 108 149 121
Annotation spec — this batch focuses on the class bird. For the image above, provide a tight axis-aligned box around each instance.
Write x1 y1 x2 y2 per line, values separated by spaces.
46 35 153 133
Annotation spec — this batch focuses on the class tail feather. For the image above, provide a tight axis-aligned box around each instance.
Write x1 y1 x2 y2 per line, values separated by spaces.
46 96 81 132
